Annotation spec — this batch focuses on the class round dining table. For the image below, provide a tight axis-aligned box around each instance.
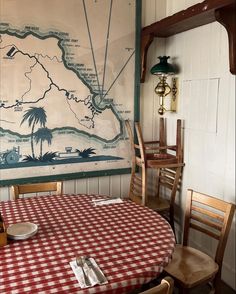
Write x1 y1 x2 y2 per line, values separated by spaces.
0 194 175 294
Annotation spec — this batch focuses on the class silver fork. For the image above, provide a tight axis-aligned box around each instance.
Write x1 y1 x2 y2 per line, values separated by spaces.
76 256 91 287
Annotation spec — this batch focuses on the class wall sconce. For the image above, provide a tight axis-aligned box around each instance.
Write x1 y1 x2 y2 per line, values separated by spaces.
150 56 177 115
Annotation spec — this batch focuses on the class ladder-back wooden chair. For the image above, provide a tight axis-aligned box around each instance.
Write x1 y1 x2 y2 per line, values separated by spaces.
140 277 174 294
164 189 235 294
12 181 63 200
125 118 184 231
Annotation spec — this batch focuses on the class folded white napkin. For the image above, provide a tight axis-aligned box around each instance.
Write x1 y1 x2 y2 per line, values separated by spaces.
70 257 107 288
92 198 123 206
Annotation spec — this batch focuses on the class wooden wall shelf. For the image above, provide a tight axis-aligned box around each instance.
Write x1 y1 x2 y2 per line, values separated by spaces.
141 0 236 82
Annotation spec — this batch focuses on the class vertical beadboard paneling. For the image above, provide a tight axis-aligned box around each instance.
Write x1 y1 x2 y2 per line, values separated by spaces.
98 176 111 196
63 180 76 194
110 175 121 198
87 177 99 195
120 174 131 199
141 0 166 142
0 186 11 201
166 0 203 16
165 0 235 288
142 0 166 26
223 74 235 202
75 178 88 194
182 79 219 132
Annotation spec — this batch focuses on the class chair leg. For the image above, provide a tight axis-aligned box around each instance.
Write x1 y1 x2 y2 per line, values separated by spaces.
213 273 222 294
169 209 176 237
169 166 182 237
155 168 161 199
179 288 189 294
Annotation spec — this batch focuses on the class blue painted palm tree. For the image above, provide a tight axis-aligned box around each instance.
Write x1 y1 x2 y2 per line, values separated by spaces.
21 107 47 158
76 147 96 158
34 127 53 157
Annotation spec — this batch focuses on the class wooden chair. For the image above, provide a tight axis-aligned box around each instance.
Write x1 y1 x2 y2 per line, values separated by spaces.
140 277 174 294
164 189 235 294
12 181 63 200
125 118 184 231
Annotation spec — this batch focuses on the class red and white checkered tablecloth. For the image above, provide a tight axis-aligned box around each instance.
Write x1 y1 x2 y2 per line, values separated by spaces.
0 194 175 294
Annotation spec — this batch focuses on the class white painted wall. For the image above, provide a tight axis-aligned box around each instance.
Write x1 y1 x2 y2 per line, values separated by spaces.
0 0 235 289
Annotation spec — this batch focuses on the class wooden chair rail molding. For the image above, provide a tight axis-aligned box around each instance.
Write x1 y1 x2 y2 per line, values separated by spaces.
141 0 236 82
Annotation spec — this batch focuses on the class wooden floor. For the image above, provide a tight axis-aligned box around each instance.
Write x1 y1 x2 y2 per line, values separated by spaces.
131 278 236 294
188 282 236 294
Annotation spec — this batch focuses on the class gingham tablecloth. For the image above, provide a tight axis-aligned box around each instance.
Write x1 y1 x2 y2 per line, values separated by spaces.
0 194 175 294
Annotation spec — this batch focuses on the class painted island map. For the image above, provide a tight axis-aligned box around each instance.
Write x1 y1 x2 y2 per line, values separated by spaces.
0 0 139 183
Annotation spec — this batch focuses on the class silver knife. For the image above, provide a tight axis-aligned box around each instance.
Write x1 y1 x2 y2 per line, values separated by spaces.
76 256 91 287
84 257 106 284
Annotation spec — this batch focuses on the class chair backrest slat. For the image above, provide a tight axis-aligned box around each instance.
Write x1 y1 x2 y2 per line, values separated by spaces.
191 214 223 232
191 205 225 222
12 181 63 200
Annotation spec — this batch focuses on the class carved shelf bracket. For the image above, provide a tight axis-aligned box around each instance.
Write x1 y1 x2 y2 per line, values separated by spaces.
215 3 236 75
141 0 236 82
141 34 154 83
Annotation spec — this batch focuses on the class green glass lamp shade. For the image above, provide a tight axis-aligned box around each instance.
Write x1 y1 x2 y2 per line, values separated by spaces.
150 56 175 75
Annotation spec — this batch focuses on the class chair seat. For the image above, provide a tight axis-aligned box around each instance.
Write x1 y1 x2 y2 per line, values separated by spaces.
130 195 170 212
147 153 179 167
147 153 176 160
147 197 170 212
164 245 219 288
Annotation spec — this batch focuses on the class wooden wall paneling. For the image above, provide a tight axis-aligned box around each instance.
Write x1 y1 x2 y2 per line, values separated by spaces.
205 79 220 132
182 79 219 132
110 175 121 198
36 192 50 197
75 178 88 194
98 176 111 196
141 0 166 142
63 180 76 194
223 74 235 202
219 24 232 74
189 229 214 257
177 26 211 80
181 30 194 79
222 221 236 289
0 187 11 201
166 0 183 16
143 0 166 26
192 28 211 79
211 74 234 196
166 0 203 16
87 177 99 195
164 1 235 288
120 174 131 199
208 22 223 76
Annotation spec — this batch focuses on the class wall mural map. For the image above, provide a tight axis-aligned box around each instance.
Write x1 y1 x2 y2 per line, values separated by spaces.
0 0 139 184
